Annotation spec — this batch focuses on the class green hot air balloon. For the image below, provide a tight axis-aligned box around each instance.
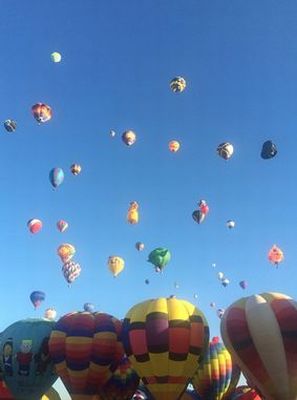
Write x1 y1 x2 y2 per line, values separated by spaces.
147 247 171 273
0 318 57 400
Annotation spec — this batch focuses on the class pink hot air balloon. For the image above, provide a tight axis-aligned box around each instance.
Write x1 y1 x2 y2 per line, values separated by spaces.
27 218 43 234
56 220 68 233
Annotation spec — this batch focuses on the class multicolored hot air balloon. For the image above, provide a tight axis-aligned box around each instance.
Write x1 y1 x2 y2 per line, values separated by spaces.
0 318 57 400
147 247 171 273
122 297 209 400
170 76 187 93
62 260 81 284
48 311 124 399
49 168 64 189
57 243 76 263
192 337 239 400
50 52 62 63
217 143 234 160
268 245 284 267
32 103 52 123
98 355 140 400
168 140 180 153
30 291 45 309
44 308 57 321
70 164 81 176
221 292 297 400
261 140 277 160
56 220 68 233
122 130 136 146
108 256 125 277
127 201 139 224
83 302 95 312
4 119 17 133
27 218 43 234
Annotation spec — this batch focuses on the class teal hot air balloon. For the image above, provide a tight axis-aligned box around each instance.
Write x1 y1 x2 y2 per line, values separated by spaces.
49 168 64 189
0 318 57 400
147 247 171 272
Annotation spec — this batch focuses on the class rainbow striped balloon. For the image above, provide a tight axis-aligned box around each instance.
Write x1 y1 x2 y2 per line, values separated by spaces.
122 297 209 400
48 312 124 400
221 292 297 400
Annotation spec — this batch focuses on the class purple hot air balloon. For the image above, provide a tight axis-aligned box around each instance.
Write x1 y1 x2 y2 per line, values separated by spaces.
239 280 248 289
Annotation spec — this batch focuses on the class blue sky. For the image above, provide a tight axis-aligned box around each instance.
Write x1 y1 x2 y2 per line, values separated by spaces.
1 0 297 396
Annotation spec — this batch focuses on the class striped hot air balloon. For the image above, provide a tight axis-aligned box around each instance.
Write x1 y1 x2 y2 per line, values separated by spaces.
122 297 209 400
48 312 124 400
221 292 297 400
192 337 239 400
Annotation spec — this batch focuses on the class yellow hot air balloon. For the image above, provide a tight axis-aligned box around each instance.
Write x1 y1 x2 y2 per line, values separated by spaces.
108 256 125 277
127 201 139 224
57 243 76 263
51 52 62 63
122 297 209 400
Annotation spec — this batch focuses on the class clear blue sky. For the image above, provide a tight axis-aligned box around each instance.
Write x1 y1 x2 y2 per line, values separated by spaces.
1 0 297 396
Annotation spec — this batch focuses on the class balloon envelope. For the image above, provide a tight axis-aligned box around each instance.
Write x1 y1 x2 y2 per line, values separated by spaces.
50 52 62 63
30 291 45 309
192 210 206 224
217 143 234 160
108 256 125 277
27 218 42 234
168 140 180 152
83 302 95 312
122 130 136 146
4 119 17 133
49 168 64 189
147 247 171 272
32 103 52 123
261 140 277 160
170 76 186 92
56 220 68 233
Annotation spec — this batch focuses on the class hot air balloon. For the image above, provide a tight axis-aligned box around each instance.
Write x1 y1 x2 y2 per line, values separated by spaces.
56 220 68 233
217 309 225 319
147 247 171 273
32 103 52 123
50 52 62 63
1 318 57 400
222 278 230 287
268 245 284 267
110 129 116 137
122 297 209 400
192 337 239 400
261 140 277 160
62 260 81 284
30 291 45 309
135 242 145 251
192 210 205 224
27 219 43 234
98 356 140 400
226 220 235 229
48 311 124 399
230 386 262 400
49 168 64 189
217 143 234 160
239 280 248 289
218 272 224 281
170 76 187 93
83 302 95 312
220 292 297 400
168 140 180 153
199 200 209 215
57 243 76 263
44 308 57 321
122 130 136 146
193 293 198 299
108 256 125 277
70 164 81 176
4 119 17 133
210 302 216 308
127 201 139 224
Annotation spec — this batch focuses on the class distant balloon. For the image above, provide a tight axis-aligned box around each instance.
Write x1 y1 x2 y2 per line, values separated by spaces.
144 279 149 285
110 129 116 137
199 199 209 215
108 256 125 277
122 130 136 146
32 103 52 123
218 272 224 280
239 280 248 289
57 243 76 263
49 167 64 188
227 220 236 229
135 241 145 251
261 140 277 160
27 218 42 234
217 308 225 319
192 209 206 224
127 201 139 224
30 290 45 309
193 293 198 299
56 220 68 233
168 140 180 153
51 52 62 63
217 142 234 160
147 247 171 272
44 308 57 321
268 244 284 266
70 163 81 176
222 278 230 287
62 260 81 284
170 76 187 93
210 302 216 308
212 263 216 268
83 302 95 312
4 119 17 133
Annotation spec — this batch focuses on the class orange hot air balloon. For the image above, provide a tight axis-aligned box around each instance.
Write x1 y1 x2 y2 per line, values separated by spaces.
268 245 284 267
168 140 180 153
127 201 139 224
122 297 209 400
122 130 136 146
32 103 52 123
221 292 297 400
48 312 124 400
57 243 76 263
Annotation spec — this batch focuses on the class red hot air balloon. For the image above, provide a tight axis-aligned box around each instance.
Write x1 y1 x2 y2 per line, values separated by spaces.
48 311 124 400
27 218 42 234
268 245 284 267
221 292 297 400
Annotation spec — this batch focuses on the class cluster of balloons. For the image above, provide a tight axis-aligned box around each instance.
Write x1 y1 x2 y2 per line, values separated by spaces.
49 164 81 189
27 219 69 234
57 243 81 284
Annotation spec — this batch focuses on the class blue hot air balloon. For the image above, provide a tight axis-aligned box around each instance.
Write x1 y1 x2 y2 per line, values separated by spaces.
30 291 46 309
83 303 95 312
49 168 64 189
